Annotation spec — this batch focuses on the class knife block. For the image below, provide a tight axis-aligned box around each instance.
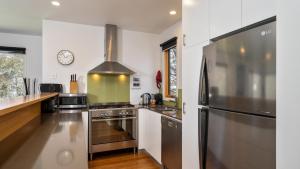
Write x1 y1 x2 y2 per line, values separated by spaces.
70 82 79 94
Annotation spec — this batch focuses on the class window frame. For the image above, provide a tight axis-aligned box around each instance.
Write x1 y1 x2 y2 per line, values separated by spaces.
164 45 177 98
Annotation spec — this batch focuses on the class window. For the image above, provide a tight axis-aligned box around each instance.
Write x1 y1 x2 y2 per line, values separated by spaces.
0 51 25 102
164 46 177 98
160 37 178 98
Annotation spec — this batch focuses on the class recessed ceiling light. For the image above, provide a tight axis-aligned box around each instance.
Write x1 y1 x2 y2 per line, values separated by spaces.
51 1 60 6
184 0 194 6
169 10 177 15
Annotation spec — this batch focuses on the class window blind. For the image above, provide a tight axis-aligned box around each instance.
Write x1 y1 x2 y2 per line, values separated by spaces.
160 37 177 51
0 46 26 54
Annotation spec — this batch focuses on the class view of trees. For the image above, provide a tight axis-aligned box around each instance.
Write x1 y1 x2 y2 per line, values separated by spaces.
168 47 177 97
0 53 24 102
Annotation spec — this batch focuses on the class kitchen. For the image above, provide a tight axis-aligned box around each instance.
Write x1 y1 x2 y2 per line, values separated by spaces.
0 0 299 169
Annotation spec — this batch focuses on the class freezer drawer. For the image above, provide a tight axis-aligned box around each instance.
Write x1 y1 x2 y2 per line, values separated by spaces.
206 108 275 169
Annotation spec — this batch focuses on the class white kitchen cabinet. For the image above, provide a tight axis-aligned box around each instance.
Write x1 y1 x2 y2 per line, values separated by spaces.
182 42 209 169
138 109 146 149
277 0 300 168
242 0 276 27
209 0 242 39
138 109 162 164
146 110 162 163
182 0 210 47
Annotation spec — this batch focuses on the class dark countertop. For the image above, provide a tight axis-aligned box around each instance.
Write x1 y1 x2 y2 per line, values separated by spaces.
0 112 88 169
137 105 182 121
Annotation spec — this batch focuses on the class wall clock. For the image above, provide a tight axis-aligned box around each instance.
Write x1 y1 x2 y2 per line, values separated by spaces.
57 50 74 65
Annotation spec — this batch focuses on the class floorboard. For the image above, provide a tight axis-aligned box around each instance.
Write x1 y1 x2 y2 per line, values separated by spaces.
89 150 161 169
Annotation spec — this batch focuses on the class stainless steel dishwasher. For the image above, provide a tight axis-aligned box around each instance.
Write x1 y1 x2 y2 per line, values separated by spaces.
161 116 182 169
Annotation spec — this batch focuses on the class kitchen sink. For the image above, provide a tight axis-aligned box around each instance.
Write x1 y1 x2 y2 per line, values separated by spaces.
162 111 178 116
150 107 177 112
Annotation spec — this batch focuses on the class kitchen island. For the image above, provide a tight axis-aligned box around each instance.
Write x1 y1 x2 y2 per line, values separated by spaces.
0 93 58 142
0 93 58 116
0 93 88 169
0 112 88 169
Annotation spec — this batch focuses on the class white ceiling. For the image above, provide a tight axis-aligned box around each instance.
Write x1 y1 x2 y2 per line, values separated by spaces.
0 0 182 35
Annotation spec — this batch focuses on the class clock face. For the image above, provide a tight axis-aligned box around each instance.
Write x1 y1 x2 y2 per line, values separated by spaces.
57 50 74 65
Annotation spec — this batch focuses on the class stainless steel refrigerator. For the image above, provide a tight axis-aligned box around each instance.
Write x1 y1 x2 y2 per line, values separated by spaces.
198 20 276 169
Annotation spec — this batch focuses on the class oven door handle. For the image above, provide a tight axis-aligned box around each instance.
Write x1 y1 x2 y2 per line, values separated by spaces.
92 117 137 122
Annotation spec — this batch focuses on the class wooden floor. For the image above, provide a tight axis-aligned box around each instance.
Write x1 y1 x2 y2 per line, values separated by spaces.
89 150 161 169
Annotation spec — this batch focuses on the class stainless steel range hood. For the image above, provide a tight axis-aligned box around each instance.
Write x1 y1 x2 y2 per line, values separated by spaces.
88 24 135 75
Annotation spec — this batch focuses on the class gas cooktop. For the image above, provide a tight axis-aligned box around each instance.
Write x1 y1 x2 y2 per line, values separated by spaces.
88 102 135 110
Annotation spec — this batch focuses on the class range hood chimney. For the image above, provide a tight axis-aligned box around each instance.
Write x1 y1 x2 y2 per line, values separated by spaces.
88 24 135 75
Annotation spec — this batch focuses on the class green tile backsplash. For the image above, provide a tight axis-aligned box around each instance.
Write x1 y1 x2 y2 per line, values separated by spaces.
177 89 182 109
163 89 182 109
87 74 130 103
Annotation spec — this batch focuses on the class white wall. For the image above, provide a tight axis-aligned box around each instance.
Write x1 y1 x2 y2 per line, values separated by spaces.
42 20 160 102
119 29 160 104
277 0 300 168
0 32 42 82
42 20 104 93
159 21 182 98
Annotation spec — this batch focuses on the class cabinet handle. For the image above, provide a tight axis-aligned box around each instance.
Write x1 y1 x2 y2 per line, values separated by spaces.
183 102 186 114
183 34 186 46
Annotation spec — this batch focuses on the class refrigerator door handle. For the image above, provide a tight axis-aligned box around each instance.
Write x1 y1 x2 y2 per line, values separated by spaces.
199 107 209 169
199 55 209 106
200 106 209 111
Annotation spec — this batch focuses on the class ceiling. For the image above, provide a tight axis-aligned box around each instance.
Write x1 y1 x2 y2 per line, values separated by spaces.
0 0 182 35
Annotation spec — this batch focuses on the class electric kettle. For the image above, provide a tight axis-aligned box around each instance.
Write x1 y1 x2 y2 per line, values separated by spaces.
140 93 151 105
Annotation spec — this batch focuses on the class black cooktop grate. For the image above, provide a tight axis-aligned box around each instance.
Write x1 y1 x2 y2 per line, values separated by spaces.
88 102 135 109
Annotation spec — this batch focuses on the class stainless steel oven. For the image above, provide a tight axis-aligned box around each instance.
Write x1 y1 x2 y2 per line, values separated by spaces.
88 103 138 160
